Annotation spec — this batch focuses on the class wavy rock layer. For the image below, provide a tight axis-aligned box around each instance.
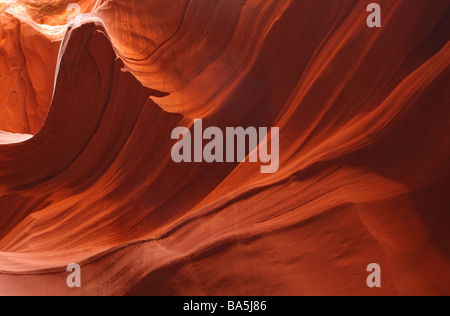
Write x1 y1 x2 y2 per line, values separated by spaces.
0 0 449 295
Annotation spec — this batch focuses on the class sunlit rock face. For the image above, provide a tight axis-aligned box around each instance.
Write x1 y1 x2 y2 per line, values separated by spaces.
0 0 105 134
0 0 449 296
0 12 58 134
3 0 104 24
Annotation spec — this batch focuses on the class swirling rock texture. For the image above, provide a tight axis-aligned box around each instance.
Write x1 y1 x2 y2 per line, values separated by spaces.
0 0 449 296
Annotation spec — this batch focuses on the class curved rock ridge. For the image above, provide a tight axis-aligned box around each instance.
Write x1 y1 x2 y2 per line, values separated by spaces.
0 131 32 144
0 0 449 295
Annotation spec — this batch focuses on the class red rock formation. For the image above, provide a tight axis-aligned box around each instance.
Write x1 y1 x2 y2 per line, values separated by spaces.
0 13 59 133
0 0 449 295
0 0 105 134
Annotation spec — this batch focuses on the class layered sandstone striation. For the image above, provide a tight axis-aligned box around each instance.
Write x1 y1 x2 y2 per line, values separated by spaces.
0 0 449 295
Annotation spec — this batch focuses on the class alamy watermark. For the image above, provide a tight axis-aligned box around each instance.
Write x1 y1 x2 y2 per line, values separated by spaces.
66 263 81 288
171 119 280 174
66 3 81 23
366 263 381 288
367 3 381 28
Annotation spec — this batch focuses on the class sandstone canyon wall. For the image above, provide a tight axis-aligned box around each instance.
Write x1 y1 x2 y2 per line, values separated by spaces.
0 0 449 296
